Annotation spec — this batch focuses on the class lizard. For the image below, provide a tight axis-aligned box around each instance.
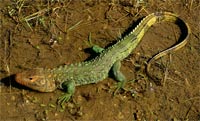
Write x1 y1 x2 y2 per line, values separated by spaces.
15 12 190 105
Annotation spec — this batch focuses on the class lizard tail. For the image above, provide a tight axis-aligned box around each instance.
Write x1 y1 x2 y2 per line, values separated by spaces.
146 12 191 82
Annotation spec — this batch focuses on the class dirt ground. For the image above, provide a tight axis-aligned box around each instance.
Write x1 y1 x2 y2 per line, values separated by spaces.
0 0 199 120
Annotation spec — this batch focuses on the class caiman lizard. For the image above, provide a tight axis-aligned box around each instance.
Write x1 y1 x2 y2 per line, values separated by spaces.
15 12 190 104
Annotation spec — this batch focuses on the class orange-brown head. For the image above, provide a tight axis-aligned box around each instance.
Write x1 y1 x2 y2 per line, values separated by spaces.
15 68 56 92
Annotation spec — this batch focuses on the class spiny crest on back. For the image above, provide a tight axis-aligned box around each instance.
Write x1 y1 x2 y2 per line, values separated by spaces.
117 13 155 43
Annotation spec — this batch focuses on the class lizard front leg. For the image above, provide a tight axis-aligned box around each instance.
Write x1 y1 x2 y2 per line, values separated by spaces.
58 80 75 106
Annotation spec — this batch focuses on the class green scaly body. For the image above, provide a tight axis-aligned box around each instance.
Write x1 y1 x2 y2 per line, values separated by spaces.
15 12 190 104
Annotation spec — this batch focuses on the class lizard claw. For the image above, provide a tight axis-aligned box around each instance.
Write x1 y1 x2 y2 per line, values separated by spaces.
111 81 126 95
57 93 72 108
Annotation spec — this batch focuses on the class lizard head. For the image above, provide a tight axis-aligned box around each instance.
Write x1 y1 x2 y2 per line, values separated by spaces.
15 68 56 92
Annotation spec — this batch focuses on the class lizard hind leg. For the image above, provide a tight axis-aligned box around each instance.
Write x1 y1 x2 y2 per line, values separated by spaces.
111 60 127 95
58 80 75 107
92 45 105 53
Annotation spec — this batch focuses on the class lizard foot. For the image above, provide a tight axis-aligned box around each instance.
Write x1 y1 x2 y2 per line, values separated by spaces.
58 93 72 108
111 81 127 96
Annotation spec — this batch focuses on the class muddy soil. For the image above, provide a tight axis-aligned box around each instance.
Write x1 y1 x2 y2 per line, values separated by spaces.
0 0 199 120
